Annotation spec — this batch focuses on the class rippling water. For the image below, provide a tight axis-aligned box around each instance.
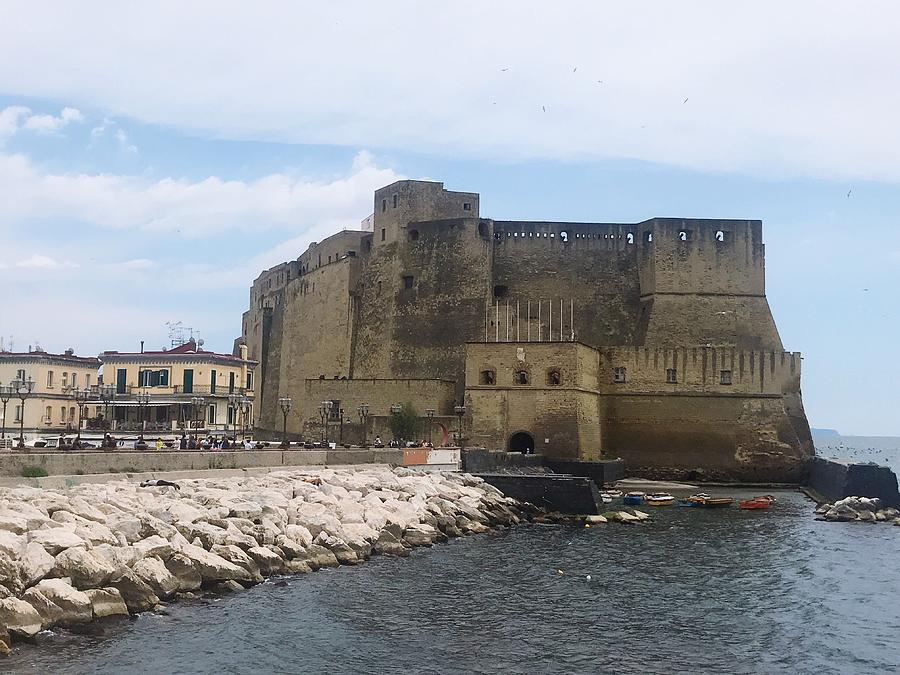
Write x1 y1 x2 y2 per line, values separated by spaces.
6 489 900 674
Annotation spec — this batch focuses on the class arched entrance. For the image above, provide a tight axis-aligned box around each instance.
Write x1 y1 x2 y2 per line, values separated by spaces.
508 431 535 454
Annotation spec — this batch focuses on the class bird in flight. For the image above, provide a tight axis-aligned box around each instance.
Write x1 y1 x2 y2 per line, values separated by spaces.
501 68 508 72
542 105 546 112
847 189 852 197
573 67 577 72
683 97 689 104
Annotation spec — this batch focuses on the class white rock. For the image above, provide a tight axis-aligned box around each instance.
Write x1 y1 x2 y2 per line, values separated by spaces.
179 543 253 583
32 578 93 625
0 597 43 637
0 531 25 558
0 514 28 535
29 528 88 555
132 557 179 598
51 547 118 590
284 524 313 547
20 541 55 588
133 535 175 561
85 588 129 618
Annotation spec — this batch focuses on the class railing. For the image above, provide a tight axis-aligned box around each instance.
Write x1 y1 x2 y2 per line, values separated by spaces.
88 385 252 398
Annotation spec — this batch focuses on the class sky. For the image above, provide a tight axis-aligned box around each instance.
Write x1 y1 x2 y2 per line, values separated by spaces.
0 1 897 435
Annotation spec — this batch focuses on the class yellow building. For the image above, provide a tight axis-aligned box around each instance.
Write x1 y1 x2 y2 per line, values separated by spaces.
99 339 256 436
0 348 101 443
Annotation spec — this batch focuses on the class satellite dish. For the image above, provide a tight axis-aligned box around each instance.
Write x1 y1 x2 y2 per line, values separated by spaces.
197 339 205 347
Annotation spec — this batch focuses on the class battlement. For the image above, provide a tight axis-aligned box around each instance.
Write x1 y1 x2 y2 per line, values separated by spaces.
373 180 479 246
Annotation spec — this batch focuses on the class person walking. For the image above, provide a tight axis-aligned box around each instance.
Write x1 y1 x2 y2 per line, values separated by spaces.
155 437 163 451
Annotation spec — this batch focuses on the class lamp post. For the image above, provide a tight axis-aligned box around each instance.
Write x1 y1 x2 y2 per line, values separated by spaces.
136 390 150 440
454 404 466 447
357 403 370 446
425 408 435 446
227 392 242 440
13 377 35 448
318 400 333 445
239 396 251 441
191 396 206 433
390 403 402 446
69 387 91 448
279 397 292 448
0 385 12 440
98 384 114 431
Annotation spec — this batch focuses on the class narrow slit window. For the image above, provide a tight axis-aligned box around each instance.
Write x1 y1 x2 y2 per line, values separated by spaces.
666 368 678 384
613 367 626 383
720 370 732 385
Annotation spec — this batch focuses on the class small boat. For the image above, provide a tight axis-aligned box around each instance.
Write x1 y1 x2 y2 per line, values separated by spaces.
622 491 645 505
678 498 698 507
600 493 614 504
695 495 734 508
739 495 776 510
602 489 623 499
644 492 675 506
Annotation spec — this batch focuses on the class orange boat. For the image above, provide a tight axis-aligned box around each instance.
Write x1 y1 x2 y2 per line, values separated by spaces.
739 495 777 510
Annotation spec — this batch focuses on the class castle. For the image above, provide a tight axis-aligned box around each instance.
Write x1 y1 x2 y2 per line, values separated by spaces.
240 180 813 481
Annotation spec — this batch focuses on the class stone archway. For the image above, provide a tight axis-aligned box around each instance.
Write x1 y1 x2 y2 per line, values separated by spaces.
508 431 535 454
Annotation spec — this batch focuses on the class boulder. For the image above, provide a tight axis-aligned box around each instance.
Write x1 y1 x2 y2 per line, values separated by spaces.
213 580 244 593
0 627 10 656
178 543 253 583
403 524 436 547
303 544 339 570
107 517 143 543
857 510 876 522
186 522 230 549
0 531 25 559
29 529 88 555
618 511 639 523
373 529 409 556
164 554 202 592
631 510 650 521
0 597 43 637
0 514 28 535
132 557 180 599
20 588 64 629
32 578 92 625
274 535 305 560
92 543 139 570
106 568 160 613
133 535 175 561
209 545 263 582
20 542 55 588
284 524 313 547
247 546 285 575
284 559 312 574
584 515 608 524
85 588 129 618
51 547 118 590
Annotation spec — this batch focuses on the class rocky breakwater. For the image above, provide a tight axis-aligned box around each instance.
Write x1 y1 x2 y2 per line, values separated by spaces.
0 467 525 655
814 496 900 525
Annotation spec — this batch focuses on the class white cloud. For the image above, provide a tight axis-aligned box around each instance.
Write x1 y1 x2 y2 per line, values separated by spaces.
15 254 78 269
0 106 30 143
113 128 138 154
0 150 402 236
0 105 83 142
0 3 899 181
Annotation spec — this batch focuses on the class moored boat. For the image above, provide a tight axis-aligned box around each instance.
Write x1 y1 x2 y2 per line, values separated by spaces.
602 489 623 499
644 492 675 506
696 496 734 508
739 495 777 510
623 491 645 505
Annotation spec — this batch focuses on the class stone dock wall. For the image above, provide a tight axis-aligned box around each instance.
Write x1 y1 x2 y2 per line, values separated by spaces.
807 457 900 507
0 449 405 478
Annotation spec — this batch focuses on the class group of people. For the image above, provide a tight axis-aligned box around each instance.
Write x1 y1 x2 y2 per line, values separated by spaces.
175 434 254 450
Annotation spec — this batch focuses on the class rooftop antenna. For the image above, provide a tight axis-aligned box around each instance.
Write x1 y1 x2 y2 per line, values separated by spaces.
165 320 194 349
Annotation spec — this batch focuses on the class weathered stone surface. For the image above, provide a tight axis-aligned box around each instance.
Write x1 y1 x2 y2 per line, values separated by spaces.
85 588 129 618
20 542 56 588
179 544 253 583
132 557 179 599
0 597 43 637
51 547 118 590
247 546 285 575
107 569 160 613
164 554 202 592
32 578 92 625
209 545 263 582
133 535 175 561
21 588 64 629
29 529 87 555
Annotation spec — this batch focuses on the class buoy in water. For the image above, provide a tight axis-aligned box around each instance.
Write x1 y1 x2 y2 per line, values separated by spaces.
586 575 592 580
556 569 565 575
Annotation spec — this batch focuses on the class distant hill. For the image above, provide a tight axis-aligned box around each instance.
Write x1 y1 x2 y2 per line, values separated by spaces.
811 428 841 438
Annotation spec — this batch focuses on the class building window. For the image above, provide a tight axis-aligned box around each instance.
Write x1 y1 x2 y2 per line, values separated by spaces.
382 198 387 213
666 368 678 384
381 228 386 242
69 407 75 423
547 369 562 386
613 367 626 383
62 372 68 388
16 369 25 382
463 202 471 211
402 275 414 290
71 373 77 388
208 404 216 424
480 370 495 385
14 406 21 422
47 371 54 388
328 400 342 422
493 285 508 298
139 369 169 387
60 406 65 422
246 372 253 390
392 194 398 208
408 229 419 241
85 374 91 388
720 370 733 385
514 370 529 385
44 406 51 422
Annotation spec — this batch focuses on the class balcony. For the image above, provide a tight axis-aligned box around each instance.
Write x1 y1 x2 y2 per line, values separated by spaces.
90 385 252 398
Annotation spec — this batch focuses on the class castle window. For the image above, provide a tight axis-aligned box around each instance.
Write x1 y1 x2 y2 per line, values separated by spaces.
392 194 398 208
613 367 626 383
626 233 634 244
381 228 386 242
644 231 653 243
408 229 419 242
377 281 382 294
720 370 732 385
715 230 729 243
478 222 488 237
547 369 562 386
382 198 387 213
679 230 693 241
47 371 54 388
463 202 471 211
560 231 569 242
480 370 495 385
514 370 529 385
666 368 678 384
364 239 371 251
328 255 332 264
493 285 508 298
402 275 414 289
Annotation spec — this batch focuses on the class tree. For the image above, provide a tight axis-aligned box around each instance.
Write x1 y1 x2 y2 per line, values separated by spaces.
390 402 422 444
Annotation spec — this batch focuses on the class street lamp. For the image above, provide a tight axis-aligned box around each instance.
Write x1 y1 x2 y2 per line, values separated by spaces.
357 403 370 446
390 403 402 446
227 392 242 440
279 397 293 448
191 396 206 432
425 408 435 446
454 404 466 447
12 377 35 448
136 390 151 440
0 385 12 441
319 400 333 445
98 384 115 433
239 396 251 441
68 387 91 448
